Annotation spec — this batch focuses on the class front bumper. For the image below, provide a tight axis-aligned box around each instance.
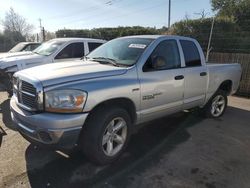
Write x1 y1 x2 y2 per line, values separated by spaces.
10 97 89 148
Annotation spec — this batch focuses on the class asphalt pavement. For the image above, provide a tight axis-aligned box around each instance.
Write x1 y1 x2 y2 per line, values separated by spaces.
0 84 250 188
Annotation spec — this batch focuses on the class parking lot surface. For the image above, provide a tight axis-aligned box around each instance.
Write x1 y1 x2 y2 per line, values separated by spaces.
1 85 250 188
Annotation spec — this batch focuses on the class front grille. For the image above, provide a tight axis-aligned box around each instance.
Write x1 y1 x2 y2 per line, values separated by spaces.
21 81 36 95
14 78 38 111
22 92 36 108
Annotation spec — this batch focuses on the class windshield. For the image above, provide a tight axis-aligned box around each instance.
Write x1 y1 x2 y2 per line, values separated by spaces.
33 41 65 56
9 43 27 52
86 38 153 66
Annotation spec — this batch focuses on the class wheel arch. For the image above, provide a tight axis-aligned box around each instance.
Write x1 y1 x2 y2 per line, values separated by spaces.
86 97 137 125
218 80 233 95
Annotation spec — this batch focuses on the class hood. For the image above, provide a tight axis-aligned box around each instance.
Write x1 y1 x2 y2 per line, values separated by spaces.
0 51 33 59
0 53 45 70
17 60 128 87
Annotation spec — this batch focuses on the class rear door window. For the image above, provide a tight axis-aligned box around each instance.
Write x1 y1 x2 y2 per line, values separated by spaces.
180 40 201 67
88 42 103 52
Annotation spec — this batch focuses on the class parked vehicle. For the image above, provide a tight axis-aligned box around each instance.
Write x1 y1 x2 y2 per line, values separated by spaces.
0 38 105 95
0 42 41 58
10 35 242 165
1 42 41 53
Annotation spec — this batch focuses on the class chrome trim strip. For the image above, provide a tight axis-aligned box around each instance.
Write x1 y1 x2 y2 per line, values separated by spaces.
13 73 44 112
17 102 35 111
14 96 36 111
48 126 82 132
20 90 36 97
17 122 35 133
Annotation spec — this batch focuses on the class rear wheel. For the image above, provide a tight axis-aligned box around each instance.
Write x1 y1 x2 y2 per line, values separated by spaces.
202 90 227 118
79 106 131 165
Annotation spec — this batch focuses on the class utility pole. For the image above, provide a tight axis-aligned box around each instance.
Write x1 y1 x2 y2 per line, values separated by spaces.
42 27 46 42
38 18 45 42
206 17 215 62
168 0 171 29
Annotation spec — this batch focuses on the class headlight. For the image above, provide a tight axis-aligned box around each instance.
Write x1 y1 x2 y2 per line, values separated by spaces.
45 90 87 113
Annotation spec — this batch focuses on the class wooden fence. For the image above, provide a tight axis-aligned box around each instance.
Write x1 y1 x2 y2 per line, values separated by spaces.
209 52 250 97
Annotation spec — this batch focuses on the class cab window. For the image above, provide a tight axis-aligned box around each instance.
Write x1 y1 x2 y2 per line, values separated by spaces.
143 40 181 72
55 42 84 59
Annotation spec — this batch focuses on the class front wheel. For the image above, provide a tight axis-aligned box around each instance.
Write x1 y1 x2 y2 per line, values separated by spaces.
202 90 228 118
79 107 131 165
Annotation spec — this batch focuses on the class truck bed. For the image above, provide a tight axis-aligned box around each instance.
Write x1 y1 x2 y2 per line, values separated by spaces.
206 63 242 100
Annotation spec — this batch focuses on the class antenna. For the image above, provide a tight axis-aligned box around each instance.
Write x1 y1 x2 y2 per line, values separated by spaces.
168 0 171 29
206 17 215 62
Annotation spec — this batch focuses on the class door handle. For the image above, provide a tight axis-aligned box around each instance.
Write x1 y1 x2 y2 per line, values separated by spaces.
175 75 184 80
200 72 207 76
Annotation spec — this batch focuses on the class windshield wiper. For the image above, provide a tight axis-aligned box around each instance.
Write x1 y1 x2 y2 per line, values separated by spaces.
33 51 39 55
81 56 90 61
91 57 120 67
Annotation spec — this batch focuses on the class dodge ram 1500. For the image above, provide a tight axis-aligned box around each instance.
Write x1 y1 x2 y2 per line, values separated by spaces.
10 35 242 165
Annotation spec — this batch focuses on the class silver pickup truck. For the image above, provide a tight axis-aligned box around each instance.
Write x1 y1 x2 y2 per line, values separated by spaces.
10 35 242 165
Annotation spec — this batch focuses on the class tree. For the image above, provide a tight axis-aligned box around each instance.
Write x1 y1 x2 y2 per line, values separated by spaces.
211 0 250 35
194 9 210 19
56 26 165 40
211 0 239 17
234 0 250 29
45 31 56 41
2 7 34 38
0 8 34 51
171 17 250 53
211 0 250 27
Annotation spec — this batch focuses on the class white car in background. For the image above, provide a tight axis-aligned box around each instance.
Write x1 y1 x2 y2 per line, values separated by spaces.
0 42 41 59
0 37 106 94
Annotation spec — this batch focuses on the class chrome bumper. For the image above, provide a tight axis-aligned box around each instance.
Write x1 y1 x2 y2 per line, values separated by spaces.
10 97 88 148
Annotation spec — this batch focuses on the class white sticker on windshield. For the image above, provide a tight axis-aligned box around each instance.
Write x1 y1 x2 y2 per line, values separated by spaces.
129 44 147 49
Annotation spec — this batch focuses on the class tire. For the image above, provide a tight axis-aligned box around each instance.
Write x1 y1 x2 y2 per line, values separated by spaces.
79 106 131 165
202 90 228 118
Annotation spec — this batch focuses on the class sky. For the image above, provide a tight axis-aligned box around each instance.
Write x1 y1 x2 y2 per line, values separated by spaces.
0 0 213 33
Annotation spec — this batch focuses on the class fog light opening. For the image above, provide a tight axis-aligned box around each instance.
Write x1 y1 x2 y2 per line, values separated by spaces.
38 131 52 142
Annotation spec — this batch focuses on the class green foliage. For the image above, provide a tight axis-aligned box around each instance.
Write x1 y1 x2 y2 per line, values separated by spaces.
234 0 250 29
56 26 167 40
211 0 250 28
171 17 250 53
211 0 240 17
171 0 250 53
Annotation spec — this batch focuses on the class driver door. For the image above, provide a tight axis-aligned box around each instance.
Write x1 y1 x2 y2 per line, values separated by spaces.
138 39 185 122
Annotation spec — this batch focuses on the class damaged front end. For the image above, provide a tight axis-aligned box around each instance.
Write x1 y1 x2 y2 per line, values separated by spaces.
0 66 16 96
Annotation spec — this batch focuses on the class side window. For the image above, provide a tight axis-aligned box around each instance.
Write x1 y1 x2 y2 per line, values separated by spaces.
88 42 103 52
143 40 181 72
180 40 201 67
55 42 84 59
30 44 40 51
22 45 31 51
